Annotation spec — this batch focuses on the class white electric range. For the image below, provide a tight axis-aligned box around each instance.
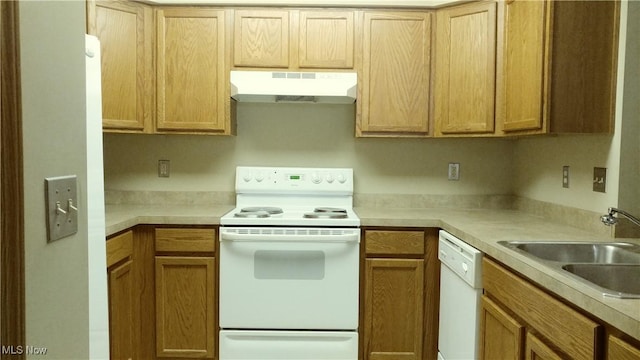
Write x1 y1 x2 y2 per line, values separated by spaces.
219 166 360 360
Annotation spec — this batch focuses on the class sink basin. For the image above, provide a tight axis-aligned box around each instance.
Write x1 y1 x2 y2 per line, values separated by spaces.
499 240 640 298
499 241 640 264
562 264 640 298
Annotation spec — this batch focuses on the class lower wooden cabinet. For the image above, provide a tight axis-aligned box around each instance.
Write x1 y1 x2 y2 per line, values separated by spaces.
106 230 136 360
608 335 640 360
479 295 524 360
481 258 602 360
154 227 217 359
155 257 215 358
361 229 439 360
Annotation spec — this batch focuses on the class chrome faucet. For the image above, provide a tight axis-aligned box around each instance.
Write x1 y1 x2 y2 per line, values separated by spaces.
601 207 640 227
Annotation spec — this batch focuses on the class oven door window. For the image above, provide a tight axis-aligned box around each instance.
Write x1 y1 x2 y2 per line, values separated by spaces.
254 250 325 280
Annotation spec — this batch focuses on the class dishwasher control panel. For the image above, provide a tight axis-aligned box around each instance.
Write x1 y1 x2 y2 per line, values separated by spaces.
438 230 483 288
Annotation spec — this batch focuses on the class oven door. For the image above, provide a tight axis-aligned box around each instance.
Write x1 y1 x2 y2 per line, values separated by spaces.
219 227 360 330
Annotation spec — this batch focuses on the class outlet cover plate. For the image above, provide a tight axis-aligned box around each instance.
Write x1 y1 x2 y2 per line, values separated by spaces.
593 167 607 193
45 175 78 242
448 163 460 181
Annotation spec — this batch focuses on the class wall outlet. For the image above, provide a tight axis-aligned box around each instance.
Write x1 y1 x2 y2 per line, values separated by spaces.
593 167 606 193
448 163 460 181
158 160 170 178
562 166 570 188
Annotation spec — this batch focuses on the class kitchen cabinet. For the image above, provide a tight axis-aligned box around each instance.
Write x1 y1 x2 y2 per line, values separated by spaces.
106 230 136 360
357 11 432 137
361 229 439 359
87 0 153 133
434 1 496 136
608 335 640 360
496 0 619 135
156 8 234 134
155 227 217 359
481 258 602 360
232 9 355 70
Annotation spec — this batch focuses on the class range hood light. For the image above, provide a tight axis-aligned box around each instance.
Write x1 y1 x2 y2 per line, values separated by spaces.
231 71 357 104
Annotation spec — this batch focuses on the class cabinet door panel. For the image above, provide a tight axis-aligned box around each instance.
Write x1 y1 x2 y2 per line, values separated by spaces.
608 335 640 360
359 12 431 136
526 332 563 360
435 2 496 135
94 1 151 131
109 260 135 360
479 295 525 360
364 258 424 360
497 0 551 132
155 256 215 358
156 9 227 132
298 11 354 69
234 10 289 68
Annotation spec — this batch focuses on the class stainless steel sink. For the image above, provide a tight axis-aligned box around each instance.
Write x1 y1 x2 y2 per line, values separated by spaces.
562 264 640 298
499 241 640 264
498 240 640 298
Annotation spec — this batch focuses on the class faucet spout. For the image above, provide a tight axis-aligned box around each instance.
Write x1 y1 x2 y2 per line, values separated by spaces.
601 207 640 228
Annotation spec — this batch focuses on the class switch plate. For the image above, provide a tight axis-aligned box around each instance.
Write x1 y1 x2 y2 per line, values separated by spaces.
158 160 170 178
562 166 570 188
593 167 607 193
45 175 78 242
448 163 460 181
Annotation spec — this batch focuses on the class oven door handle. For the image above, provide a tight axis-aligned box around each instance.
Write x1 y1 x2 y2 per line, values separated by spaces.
220 231 360 243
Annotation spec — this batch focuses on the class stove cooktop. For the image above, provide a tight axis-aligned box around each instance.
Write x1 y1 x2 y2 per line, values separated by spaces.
221 206 360 227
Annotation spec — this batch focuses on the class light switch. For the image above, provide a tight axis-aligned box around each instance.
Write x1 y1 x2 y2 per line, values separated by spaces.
45 175 78 242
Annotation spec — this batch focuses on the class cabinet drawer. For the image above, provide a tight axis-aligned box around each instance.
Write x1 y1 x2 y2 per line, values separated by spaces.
365 230 424 255
155 228 216 253
483 258 602 360
106 230 133 268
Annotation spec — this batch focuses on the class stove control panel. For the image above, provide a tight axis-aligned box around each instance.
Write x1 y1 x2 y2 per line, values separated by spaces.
236 166 353 194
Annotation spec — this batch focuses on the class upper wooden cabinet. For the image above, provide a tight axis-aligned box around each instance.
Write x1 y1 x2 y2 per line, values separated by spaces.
156 8 233 134
232 9 355 70
87 0 153 132
434 1 496 136
357 11 432 137
496 0 619 135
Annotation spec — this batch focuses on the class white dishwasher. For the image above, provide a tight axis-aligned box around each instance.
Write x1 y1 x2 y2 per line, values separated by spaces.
437 230 483 360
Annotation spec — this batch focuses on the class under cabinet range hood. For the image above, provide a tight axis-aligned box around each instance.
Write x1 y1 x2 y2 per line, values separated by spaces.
230 70 357 104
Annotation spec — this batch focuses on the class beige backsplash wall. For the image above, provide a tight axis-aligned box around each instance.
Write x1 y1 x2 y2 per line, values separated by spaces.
104 103 516 197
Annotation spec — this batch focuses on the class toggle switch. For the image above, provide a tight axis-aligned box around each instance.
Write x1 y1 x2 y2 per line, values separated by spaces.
45 175 78 242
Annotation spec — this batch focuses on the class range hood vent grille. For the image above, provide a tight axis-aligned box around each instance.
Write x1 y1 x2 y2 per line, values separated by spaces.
231 70 357 104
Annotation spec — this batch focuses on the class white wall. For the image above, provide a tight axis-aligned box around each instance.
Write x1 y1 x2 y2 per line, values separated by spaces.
20 2 92 358
104 103 515 196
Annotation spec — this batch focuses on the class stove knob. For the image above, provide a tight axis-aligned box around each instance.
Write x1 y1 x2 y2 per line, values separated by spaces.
337 173 347 184
255 172 265 182
325 173 335 183
311 172 322 184
242 172 253 182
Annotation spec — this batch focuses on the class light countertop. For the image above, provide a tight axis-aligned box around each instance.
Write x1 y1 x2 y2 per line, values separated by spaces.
105 204 640 341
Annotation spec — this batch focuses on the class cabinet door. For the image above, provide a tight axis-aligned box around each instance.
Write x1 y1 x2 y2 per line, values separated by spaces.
108 260 135 360
155 256 215 358
434 2 496 135
233 10 290 68
90 1 152 132
363 258 424 360
525 332 563 360
358 12 432 136
496 0 552 133
608 335 640 360
298 10 354 69
156 9 229 133
479 295 525 360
